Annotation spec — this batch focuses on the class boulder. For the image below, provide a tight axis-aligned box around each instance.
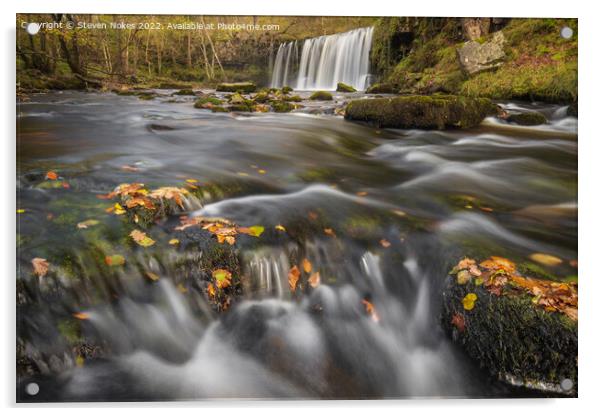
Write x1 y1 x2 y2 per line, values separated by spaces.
309 91 333 101
344 95 497 129
442 256 577 396
216 82 257 93
457 31 506 75
366 83 397 94
507 111 547 126
336 82 357 93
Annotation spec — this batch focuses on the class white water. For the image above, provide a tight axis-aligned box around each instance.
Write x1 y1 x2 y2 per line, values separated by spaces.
271 27 374 91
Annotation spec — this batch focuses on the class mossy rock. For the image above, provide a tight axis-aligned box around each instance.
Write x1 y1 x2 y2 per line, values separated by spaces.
309 91 334 101
567 102 578 117
336 82 357 93
507 111 547 126
366 83 397 94
229 103 252 112
281 86 293 94
137 92 157 101
271 101 295 113
282 95 302 102
211 106 228 113
252 91 270 103
193 96 224 108
216 82 257 93
173 89 195 96
442 276 577 396
344 95 497 129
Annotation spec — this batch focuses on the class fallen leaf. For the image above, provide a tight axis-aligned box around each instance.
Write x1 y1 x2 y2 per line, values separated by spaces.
462 293 478 311
529 253 563 267
145 271 160 281
121 165 139 172
362 299 380 322
75 355 85 367
212 268 232 289
379 239 391 248
324 228 336 237
258 169 267 174
479 256 516 273
32 258 49 277
237 172 250 177
451 313 466 333
73 312 89 320
105 254 125 266
391 209 406 217
207 283 216 298
130 230 156 247
46 171 58 180
275 224 286 232
239 225 265 237
308 211 319 221
468 264 482 277
113 203 126 215
302 258 312 274
356 191 368 197
308 271 321 288
149 187 189 209
77 219 100 229
177 283 188 293
457 270 472 285
169 238 180 245
457 258 476 270
185 178 198 183
17 209 25 214
288 265 300 292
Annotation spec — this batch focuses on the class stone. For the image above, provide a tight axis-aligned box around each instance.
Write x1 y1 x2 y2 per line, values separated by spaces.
457 31 506 75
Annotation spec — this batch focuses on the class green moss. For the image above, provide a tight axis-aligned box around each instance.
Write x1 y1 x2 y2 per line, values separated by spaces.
216 82 257 93
507 112 547 126
344 95 497 129
271 101 295 113
336 82 357 93
193 96 224 108
309 91 333 101
366 83 397 94
282 95 302 102
211 106 228 113
137 92 157 100
281 86 293 94
252 91 270 103
173 89 195 96
229 103 252 112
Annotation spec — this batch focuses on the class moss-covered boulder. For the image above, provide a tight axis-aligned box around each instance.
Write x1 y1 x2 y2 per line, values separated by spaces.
211 106 228 113
344 95 496 129
336 82 357 93
281 86 293 94
309 91 334 101
366 83 397 94
216 82 256 93
507 111 547 126
442 256 577 396
282 95 302 102
271 101 295 113
173 89 195 96
193 96 224 109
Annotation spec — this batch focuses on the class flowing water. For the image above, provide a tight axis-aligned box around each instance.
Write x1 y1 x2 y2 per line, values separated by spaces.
16 91 577 401
271 27 374 90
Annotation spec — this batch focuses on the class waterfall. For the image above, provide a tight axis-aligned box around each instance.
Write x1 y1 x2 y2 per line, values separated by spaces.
270 27 374 91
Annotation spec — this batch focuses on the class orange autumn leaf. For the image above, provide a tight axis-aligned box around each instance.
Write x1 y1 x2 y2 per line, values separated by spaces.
130 229 155 247
324 228 336 237
302 258 312 273
451 313 466 333
212 269 232 289
31 258 49 277
356 191 368 197
308 271 321 288
288 265 301 292
73 312 90 320
207 283 216 298
479 256 516 273
379 239 391 248
362 299 380 323
45 171 58 180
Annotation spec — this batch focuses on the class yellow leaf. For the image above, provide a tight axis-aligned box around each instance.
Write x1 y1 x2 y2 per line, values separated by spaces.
130 230 155 247
177 283 188 293
391 209 406 217
237 172 249 177
185 178 198 183
45 171 58 180
258 169 267 174
529 253 563 267
169 238 180 245
17 209 25 214
212 269 232 289
31 258 49 277
114 203 126 215
324 228 336 237
145 271 160 281
207 283 216 298
457 270 471 285
75 355 85 367
275 224 286 232
462 293 478 311
239 225 264 237
302 258 312 273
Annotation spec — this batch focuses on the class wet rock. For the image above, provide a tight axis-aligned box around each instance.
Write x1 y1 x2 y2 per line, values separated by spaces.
442 257 577 396
271 101 295 113
211 106 228 113
309 91 334 101
281 86 293 94
507 111 547 126
457 31 506 75
344 95 497 129
193 96 224 109
173 89 195 96
216 82 257 93
336 82 357 93
366 83 397 94
567 102 578 118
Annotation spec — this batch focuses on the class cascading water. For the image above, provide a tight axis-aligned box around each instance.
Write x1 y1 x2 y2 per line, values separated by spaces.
270 27 374 91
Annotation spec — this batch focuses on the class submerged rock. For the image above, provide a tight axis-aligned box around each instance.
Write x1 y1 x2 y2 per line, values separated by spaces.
507 111 547 126
336 82 357 93
344 95 496 129
457 31 506 75
216 82 257 93
442 256 577 396
309 91 334 101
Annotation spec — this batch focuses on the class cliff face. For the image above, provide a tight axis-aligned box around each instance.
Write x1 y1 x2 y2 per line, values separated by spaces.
370 17 577 103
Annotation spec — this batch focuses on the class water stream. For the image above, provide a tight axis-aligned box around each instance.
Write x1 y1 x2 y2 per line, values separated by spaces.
17 91 577 401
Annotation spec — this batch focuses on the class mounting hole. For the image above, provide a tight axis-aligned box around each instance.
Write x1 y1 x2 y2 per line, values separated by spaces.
25 382 39 396
26 23 40 36
560 26 573 39
560 378 574 391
